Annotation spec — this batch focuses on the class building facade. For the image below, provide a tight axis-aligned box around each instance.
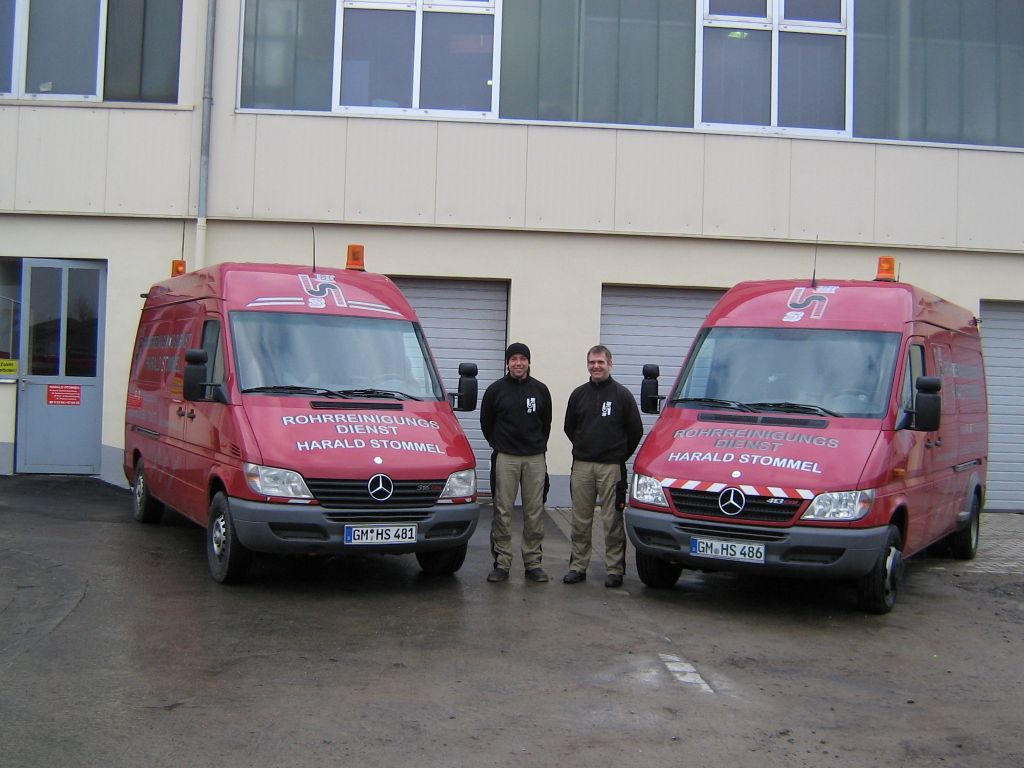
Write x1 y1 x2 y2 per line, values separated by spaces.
1 0 1022 508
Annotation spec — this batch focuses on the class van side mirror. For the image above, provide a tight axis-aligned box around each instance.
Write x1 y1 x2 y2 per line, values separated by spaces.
451 362 478 412
911 375 941 432
183 348 226 403
640 363 661 415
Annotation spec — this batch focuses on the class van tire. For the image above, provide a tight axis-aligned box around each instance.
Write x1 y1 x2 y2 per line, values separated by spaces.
207 493 252 584
636 551 683 589
949 497 981 560
131 462 164 524
416 543 467 576
857 525 903 614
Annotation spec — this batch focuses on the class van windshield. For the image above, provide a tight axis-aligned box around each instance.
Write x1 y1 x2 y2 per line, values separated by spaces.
672 327 901 418
230 312 444 400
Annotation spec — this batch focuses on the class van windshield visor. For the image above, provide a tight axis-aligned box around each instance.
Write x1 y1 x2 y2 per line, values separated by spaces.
231 312 444 400
673 327 901 418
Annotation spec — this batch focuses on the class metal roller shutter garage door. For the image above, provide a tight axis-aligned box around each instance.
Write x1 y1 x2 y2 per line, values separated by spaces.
392 278 509 494
600 286 725 465
980 301 1024 511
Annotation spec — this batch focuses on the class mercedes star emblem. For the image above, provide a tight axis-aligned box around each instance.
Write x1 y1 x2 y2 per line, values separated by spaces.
718 487 746 516
367 473 395 502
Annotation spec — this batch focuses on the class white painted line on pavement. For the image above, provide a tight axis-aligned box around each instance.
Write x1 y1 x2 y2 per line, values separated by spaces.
659 652 714 694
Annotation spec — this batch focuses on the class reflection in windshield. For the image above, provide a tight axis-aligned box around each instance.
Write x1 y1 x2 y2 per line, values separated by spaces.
230 312 444 399
673 327 901 418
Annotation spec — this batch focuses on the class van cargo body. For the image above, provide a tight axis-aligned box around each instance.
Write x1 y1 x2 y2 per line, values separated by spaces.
124 258 479 582
626 268 987 612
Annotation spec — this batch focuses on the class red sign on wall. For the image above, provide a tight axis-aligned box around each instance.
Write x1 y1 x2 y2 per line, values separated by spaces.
47 384 82 406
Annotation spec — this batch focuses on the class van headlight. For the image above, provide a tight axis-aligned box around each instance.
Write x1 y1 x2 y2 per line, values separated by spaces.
244 463 312 499
631 473 669 508
801 489 874 521
440 469 476 501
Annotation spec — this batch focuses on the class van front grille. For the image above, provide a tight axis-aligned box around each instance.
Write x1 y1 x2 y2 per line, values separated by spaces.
668 488 803 523
306 478 445 510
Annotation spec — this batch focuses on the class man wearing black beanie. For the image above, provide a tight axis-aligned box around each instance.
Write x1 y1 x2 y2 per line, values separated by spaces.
480 342 553 583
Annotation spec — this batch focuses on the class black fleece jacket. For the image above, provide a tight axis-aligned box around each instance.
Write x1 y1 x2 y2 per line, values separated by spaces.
563 376 643 464
480 373 552 456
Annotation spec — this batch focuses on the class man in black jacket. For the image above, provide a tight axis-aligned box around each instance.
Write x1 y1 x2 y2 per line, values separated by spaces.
562 345 643 588
480 342 553 583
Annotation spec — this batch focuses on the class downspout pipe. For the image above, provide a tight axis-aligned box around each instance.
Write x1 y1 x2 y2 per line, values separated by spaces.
196 0 217 269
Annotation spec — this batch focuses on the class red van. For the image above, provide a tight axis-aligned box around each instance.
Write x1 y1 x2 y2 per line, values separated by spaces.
124 247 480 583
626 259 988 612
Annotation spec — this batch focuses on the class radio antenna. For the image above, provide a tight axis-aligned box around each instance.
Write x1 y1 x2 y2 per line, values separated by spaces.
811 237 819 288
311 225 317 272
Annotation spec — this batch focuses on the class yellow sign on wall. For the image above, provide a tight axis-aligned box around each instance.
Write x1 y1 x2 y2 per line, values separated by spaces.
0 359 18 375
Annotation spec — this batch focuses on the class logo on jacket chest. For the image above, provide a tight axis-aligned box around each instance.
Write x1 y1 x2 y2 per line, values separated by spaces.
526 397 537 414
601 401 613 417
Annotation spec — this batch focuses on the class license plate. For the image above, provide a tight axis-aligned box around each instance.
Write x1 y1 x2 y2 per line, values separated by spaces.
690 536 765 564
344 524 418 545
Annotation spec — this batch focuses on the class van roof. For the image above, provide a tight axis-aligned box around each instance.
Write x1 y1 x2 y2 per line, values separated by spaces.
708 278 978 334
143 262 417 321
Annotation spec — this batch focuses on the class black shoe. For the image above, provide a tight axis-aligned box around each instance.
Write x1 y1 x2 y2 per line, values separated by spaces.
487 567 509 583
605 574 624 588
562 570 586 584
525 568 549 583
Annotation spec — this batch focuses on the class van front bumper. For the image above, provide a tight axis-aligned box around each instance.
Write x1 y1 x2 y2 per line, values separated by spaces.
625 507 890 579
229 497 479 555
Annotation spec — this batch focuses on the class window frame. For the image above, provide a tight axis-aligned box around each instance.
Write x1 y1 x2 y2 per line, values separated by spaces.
235 0 501 118
2 0 108 102
696 0 852 137
2 0 180 104
333 0 500 118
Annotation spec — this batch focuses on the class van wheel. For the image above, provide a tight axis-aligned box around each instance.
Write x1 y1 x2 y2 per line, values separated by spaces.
131 461 164 524
857 525 903 614
636 551 683 589
416 544 467 576
949 497 981 560
206 493 252 584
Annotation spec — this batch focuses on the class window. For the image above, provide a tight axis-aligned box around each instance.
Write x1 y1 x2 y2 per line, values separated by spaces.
699 0 849 133
200 320 225 388
240 0 335 111
899 343 926 427
240 0 498 116
230 312 444 400
677 327 900 418
0 0 181 102
500 0 696 127
854 0 1024 149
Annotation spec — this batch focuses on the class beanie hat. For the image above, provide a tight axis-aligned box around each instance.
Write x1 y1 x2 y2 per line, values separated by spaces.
505 342 531 364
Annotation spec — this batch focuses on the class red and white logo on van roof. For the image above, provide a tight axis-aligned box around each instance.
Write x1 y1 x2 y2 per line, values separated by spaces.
246 273 401 316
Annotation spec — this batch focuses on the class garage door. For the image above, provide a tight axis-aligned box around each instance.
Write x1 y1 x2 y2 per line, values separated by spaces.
600 285 725 459
392 278 508 494
980 301 1024 511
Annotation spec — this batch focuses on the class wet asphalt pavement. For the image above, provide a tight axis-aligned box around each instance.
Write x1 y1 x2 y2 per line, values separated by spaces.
1 475 1023 768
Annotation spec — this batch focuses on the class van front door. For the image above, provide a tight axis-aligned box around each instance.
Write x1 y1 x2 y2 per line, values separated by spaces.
15 260 106 473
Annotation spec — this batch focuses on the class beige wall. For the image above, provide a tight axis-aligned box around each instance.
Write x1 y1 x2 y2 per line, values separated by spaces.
1 214 1022 483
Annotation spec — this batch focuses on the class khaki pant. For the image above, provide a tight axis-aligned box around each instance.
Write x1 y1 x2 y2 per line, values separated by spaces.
490 452 547 571
568 460 625 576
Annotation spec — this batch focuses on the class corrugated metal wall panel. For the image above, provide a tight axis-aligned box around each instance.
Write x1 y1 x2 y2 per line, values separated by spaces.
393 278 509 494
600 286 725 464
980 301 1024 511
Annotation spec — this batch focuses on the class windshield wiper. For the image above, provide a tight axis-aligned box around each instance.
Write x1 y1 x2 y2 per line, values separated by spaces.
240 385 348 397
746 401 842 418
332 388 421 401
669 397 755 412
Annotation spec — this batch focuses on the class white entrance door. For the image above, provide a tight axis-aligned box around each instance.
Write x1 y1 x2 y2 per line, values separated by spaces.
15 259 106 473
